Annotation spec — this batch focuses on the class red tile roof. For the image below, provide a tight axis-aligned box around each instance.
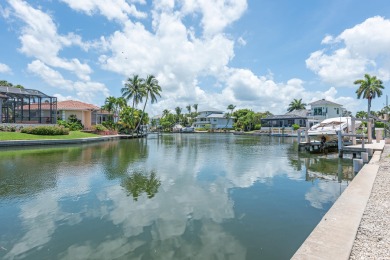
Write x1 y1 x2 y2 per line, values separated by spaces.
57 100 99 111
21 100 100 111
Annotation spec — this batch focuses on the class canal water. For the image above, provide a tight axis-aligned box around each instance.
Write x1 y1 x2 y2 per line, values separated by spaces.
0 134 354 259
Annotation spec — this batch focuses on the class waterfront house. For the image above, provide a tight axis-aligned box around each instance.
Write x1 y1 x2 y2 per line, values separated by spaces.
0 85 57 124
307 99 344 120
192 108 234 129
261 99 344 130
261 109 309 128
56 100 101 129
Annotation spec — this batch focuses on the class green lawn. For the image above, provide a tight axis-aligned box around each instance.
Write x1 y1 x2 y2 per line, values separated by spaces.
0 131 100 141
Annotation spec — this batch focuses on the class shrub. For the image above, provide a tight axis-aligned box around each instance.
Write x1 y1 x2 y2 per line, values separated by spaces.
21 126 69 135
375 121 385 128
254 124 261 130
57 115 83 131
292 124 300 130
92 124 108 132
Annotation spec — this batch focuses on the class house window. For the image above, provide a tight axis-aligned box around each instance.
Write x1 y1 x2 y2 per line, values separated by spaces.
336 108 339 114
313 107 322 116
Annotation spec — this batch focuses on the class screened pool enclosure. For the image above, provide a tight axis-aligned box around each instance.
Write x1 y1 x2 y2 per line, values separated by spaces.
0 86 57 124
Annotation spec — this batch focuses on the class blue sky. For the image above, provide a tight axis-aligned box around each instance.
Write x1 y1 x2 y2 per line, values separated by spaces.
0 0 389 116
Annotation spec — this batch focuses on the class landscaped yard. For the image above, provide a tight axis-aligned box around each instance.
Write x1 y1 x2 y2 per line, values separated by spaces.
0 131 100 141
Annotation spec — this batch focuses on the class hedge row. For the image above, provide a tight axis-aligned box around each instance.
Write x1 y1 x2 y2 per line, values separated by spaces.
21 126 70 135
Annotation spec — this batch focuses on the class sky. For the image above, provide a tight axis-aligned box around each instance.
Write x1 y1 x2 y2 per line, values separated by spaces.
0 0 390 116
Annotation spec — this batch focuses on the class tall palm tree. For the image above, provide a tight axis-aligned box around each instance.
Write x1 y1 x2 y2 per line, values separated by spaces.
287 98 306 112
225 104 236 128
354 74 384 143
134 75 162 133
175 107 182 123
102 96 116 113
186 105 191 114
121 75 145 131
162 109 170 118
102 96 117 122
121 75 145 111
193 104 198 114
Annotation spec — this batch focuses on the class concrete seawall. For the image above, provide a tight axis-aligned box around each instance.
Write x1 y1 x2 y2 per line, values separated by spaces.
0 134 145 147
292 150 383 259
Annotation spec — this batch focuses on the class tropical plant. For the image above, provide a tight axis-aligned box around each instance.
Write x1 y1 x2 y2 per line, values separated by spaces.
162 109 170 118
287 98 306 112
356 111 368 119
186 105 191 114
134 75 162 133
121 75 145 129
193 104 198 114
354 74 385 142
121 171 161 201
175 106 182 123
225 104 236 129
0 80 13 87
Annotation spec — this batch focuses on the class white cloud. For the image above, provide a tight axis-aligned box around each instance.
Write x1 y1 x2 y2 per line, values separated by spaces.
27 60 109 103
307 16 390 86
60 0 147 23
0 63 12 74
180 0 248 36
8 0 92 81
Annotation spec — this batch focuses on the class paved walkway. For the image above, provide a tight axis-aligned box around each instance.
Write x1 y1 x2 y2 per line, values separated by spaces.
349 144 390 259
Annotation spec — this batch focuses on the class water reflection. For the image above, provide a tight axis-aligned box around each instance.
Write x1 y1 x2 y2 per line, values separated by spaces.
122 171 161 201
0 134 354 259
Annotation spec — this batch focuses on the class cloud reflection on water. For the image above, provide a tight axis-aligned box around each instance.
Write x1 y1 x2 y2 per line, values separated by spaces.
0 135 350 259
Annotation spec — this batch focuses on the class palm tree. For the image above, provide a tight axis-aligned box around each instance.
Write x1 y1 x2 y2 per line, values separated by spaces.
193 104 198 114
102 96 117 122
175 106 182 123
102 96 116 113
121 75 145 131
356 111 368 119
121 75 144 111
225 104 236 129
186 105 191 114
287 98 306 112
162 109 170 118
354 74 385 143
134 75 162 133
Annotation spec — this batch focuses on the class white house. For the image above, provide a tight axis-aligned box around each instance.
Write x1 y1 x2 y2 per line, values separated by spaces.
192 109 234 129
308 99 344 120
262 99 345 129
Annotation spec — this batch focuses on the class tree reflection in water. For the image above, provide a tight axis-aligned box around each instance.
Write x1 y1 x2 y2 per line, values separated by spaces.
121 171 161 201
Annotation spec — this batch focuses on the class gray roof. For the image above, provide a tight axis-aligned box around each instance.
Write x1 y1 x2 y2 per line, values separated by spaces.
285 109 308 117
262 109 308 121
0 86 53 98
207 113 224 118
309 99 342 107
262 114 307 121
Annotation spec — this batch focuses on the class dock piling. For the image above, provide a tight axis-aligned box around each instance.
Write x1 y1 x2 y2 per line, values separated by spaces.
353 159 363 173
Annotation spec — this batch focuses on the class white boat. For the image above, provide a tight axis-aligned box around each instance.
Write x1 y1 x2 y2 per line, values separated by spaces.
308 117 362 142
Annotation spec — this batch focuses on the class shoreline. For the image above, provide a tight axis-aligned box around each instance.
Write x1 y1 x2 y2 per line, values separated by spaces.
0 134 145 147
293 144 389 259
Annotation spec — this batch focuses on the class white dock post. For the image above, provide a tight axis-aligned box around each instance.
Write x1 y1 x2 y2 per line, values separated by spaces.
297 130 301 143
353 159 363 173
337 131 343 158
361 152 369 163
367 118 372 144
375 129 383 143
351 118 356 145
367 148 374 157
305 120 310 143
